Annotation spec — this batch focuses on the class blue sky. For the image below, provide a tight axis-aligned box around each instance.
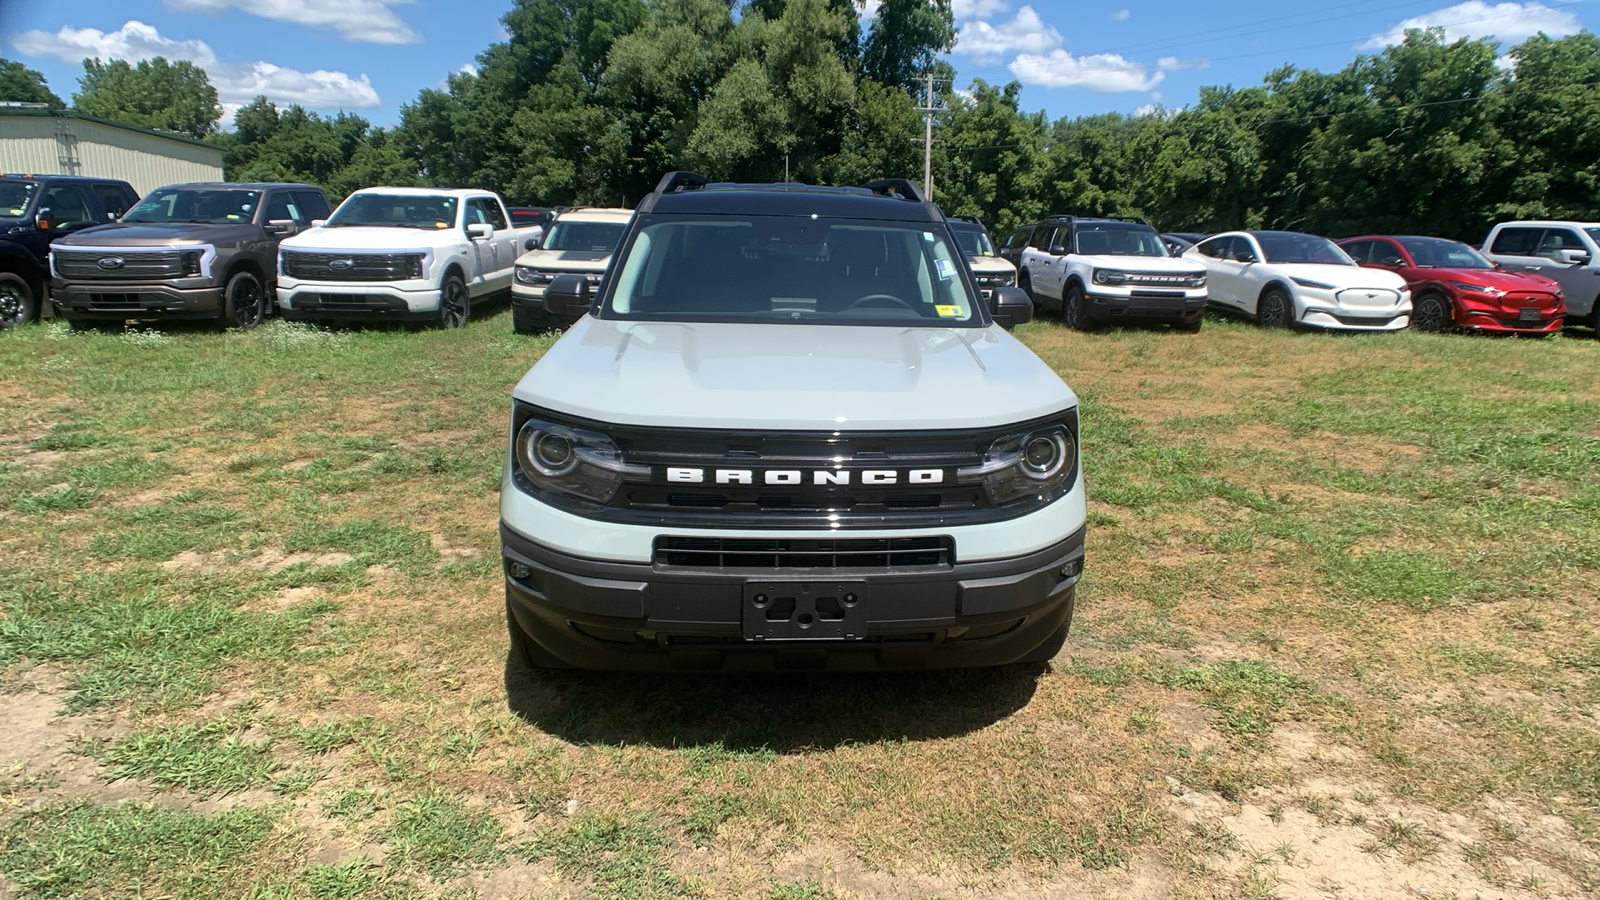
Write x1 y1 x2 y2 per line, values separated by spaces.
2 1 1593 128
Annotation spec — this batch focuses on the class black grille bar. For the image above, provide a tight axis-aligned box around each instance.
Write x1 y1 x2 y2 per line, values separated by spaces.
654 536 954 570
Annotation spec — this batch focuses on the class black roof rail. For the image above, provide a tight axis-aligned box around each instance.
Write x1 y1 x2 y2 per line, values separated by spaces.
949 214 986 225
862 178 927 203
654 171 712 194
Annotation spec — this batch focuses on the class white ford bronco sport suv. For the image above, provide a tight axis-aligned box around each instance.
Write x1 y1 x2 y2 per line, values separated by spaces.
277 187 539 327
511 206 632 333
1019 214 1208 332
500 172 1085 671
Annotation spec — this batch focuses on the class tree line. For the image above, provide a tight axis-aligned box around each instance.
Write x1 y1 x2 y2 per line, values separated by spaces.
3 0 1598 243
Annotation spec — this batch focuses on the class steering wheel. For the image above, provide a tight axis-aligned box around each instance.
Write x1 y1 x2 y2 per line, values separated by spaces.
847 293 914 311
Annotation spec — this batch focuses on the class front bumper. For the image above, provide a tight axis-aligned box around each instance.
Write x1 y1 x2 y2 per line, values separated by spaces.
1086 288 1207 322
277 281 442 321
1294 287 1410 331
51 279 224 320
1455 297 1565 333
502 522 1084 671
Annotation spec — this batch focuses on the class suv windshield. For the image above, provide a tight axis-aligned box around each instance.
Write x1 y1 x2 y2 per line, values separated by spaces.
603 215 981 326
952 225 996 257
1256 233 1354 266
325 194 458 229
123 188 262 225
0 182 37 217
1074 223 1168 257
1397 237 1492 269
544 220 626 252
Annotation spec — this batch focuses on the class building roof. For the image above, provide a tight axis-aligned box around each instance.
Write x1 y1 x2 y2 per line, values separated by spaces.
0 105 222 153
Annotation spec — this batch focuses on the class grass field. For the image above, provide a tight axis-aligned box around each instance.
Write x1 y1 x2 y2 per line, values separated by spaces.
1 310 1598 899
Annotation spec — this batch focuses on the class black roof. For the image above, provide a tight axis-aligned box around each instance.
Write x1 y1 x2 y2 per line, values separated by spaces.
1039 214 1153 228
1 173 134 185
948 219 988 231
152 182 324 191
638 171 942 223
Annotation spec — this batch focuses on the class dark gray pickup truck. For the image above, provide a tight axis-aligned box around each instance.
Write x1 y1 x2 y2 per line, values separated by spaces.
50 182 331 329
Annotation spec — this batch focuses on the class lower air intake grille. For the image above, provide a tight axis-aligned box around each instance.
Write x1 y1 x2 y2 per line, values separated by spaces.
654 536 953 570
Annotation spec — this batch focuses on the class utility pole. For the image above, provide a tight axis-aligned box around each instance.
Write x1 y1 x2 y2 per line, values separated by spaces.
919 71 937 200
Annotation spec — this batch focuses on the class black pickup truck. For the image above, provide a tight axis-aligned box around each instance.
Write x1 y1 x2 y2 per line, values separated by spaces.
0 174 138 328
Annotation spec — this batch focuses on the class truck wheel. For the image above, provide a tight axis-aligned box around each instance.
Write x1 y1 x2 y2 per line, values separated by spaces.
0 272 36 329
1018 271 1035 303
1411 292 1449 332
223 271 266 330
1257 286 1292 328
440 274 469 329
1064 283 1096 332
1176 313 1203 333
512 303 551 335
506 597 572 670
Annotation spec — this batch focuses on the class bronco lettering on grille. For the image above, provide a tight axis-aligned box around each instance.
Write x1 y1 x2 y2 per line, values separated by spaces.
664 468 945 486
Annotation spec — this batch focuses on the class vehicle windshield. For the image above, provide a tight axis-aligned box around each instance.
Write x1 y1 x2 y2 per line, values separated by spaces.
1587 227 1600 246
543 220 626 252
325 194 458 229
603 215 982 326
122 188 262 225
952 226 996 257
0 182 37 217
1074 223 1168 257
1255 233 1355 266
1396 236 1493 269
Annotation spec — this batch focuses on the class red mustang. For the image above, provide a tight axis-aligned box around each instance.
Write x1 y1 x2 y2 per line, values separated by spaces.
1338 235 1565 334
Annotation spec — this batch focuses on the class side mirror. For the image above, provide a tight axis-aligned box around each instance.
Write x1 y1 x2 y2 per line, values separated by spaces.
1381 256 1405 267
544 274 590 318
265 218 298 236
988 286 1033 330
1559 248 1591 266
34 207 51 231
466 222 494 240
1232 250 1257 263
523 235 542 252
1049 245 1067 255
310 218 327 228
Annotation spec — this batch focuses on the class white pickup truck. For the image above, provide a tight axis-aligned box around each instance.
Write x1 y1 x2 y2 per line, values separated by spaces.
276 187 540 327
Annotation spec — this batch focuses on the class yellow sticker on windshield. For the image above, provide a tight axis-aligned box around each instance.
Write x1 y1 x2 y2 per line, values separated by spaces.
435 221 448 228
935 305 962 317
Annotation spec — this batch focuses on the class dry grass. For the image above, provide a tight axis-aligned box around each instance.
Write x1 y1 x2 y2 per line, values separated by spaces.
1 313 1598 898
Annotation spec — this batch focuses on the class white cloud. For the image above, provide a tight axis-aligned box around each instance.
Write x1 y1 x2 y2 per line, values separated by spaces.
957 6 1063 64
953 0 1010 19
458 63 478 77
1361 2 1580 49
12 20 381 113
1009 49 1166 92
1114 9 1131 20
162 0 420 45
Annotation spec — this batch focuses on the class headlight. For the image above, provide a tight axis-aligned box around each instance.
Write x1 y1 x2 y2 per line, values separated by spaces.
957 417 1078 505
514 265 538 285
513 416 648 504
584 274 603 286
405 254 425 279
1092 269 1127 286
1449 280 1499 295
180 250 202 277
1187 272 1206 288
1290 277 1334 290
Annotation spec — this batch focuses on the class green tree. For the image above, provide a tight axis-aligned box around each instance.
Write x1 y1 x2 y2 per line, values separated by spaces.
0 57 63 107
1492 31 1600 224
216 96 414 202
73 57 222 138
933 79 1048 233
861 0 955 92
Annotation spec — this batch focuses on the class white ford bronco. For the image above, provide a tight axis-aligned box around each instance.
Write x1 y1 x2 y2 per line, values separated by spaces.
500 172 1086 671
276 187 540 327
1019 214 1208 332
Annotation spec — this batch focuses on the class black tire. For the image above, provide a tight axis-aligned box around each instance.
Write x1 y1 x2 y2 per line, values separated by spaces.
439 274 469 329
506 596 572 669
1016 622 1069 664
1063 282 1096 331
1176 314 1203 333
1411 291 1450 333
512 303 551 335
1018 270 1035 303
222 271 266 329
1591 301 1600 335
66 315 121 333
1257 286 1292 329
0 272 36 329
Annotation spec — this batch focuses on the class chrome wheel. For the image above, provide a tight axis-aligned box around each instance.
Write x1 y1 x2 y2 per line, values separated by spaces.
0 275 34 329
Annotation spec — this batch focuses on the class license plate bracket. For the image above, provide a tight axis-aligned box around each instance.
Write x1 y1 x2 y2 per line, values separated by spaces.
1519 307 1541 321
742 581 867 641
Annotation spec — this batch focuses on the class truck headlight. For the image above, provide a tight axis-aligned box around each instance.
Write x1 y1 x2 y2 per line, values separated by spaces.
957 415 1078 505
514 417 648 504
514 265 538 285
180 251 202 277
1092 269 1126 286
405 254 425 279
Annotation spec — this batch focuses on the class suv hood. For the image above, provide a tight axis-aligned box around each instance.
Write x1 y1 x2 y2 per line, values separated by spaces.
53 222 260 246
1080 255 1204 273
283 225 448 250
516 249 611 272
515 319 1077 430
1269 263 1408 290
1413 266 1561 292
967 256 1016 274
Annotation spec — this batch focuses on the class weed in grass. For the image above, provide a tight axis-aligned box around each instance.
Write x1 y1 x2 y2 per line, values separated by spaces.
292 719 363 754
12 484 96 513
29 422 112 452
1154 659 1340 740
271 765 329 797
324 785 383 823
1322 549 1485 612
769 879 832 900
67 455 176 491
100 717 279 797
0 801 287 898
524 812 696 900
385 791 504 879
284 518 436 573
300 858 404 900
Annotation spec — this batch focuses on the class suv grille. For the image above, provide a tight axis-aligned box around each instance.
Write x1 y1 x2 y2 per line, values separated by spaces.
54 250 184 281
282 251 417 281
654 536 953 569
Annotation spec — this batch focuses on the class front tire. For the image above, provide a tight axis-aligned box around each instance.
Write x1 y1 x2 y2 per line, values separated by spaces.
1064 282 1096 332
0 272 36 329
223 271 266 329
439 274 469 329
512 303 551 335
1411 292 1450 333
1257 286 1292 329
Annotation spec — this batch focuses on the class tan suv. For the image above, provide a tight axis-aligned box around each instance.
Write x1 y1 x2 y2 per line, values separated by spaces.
510 207 632 333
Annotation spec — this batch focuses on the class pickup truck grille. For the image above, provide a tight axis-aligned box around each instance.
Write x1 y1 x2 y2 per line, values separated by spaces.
282 251 417 282
54 250 184 281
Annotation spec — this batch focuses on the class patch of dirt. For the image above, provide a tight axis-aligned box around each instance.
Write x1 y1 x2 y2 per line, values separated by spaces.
161 548 355 573
429 532 481 559
0 669 150 814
